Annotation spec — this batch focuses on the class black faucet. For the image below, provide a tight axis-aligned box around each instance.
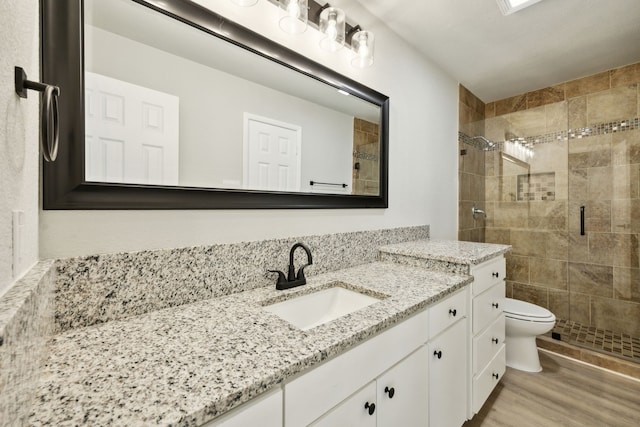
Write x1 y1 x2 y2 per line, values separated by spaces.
269 242 313 290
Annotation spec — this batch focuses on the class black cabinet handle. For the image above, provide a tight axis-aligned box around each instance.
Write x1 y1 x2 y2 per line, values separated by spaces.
364 402 375 415
434 350 442 359
492 302 499 309
449 308 457 317
384 386 395 399
492 337 499 344
492 373 500 380
492 272 500 278
580 205 585 236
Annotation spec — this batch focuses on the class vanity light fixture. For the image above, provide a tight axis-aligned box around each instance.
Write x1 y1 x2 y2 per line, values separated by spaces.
496 0 544 15
319 6 345 51
279 0 308 34
230 0 259 6
350 29 374 68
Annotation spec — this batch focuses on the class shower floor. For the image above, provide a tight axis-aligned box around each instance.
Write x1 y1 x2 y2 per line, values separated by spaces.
552 318 640 363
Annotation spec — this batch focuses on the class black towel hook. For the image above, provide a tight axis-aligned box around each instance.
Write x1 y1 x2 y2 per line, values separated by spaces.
14 66 60 162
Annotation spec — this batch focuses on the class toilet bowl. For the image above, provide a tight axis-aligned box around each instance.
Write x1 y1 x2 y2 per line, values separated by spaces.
503 298 556 372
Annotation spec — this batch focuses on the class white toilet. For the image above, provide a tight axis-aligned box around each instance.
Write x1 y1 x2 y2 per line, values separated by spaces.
503 298 556 372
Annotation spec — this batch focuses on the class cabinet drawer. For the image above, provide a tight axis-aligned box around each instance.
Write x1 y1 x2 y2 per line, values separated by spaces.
473 315 505 374
471 257 505 295
429 288 468 339
473 282 504 334
472 345 506 414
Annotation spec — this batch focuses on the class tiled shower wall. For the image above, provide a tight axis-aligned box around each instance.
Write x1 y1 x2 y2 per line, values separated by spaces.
481 62 640 337
352 118 380 195
458 85 486 242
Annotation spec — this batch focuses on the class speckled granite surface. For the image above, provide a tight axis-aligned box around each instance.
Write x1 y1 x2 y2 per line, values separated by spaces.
379 239 511 274
54 226 430 333
29 262 469 426
0 261 55 425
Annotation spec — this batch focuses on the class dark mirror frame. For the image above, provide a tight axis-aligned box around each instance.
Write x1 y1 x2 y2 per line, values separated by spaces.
41 0 389 209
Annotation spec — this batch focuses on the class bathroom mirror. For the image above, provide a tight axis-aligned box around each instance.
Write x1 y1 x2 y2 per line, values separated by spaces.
41 0 389 209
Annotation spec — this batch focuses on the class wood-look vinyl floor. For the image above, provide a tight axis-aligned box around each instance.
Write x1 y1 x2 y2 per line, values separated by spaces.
464 350 640 427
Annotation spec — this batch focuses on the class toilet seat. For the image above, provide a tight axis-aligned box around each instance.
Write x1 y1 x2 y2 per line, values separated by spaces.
504 298 555 323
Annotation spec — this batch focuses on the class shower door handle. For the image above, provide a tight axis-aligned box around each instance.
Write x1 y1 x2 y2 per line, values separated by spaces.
580 206 585 236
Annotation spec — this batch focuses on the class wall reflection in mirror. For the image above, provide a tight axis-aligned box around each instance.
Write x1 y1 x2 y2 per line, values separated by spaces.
84 0 382 196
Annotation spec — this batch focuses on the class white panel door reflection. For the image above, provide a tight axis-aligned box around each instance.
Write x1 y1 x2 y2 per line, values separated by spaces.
243 114 301 192
85 72 179 185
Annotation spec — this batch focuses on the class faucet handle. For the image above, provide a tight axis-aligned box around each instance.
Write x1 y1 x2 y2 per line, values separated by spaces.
296 264 311 282
268 270 288 287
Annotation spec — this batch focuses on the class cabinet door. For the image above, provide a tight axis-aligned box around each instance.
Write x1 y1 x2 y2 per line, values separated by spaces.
377 346 428 427
428 319 468 427
311 382 377 427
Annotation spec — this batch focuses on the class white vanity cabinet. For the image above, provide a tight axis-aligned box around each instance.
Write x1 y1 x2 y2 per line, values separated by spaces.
469 257 506 416
312 347 428 427
285 309 430 426
203 387 283 427
427 288 469 427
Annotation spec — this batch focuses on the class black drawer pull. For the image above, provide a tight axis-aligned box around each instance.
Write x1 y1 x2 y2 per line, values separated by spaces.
492 302 499 309
492 373 500 380
364 402 375 415
384 386 395 398
449 308 457 317
434 350 442 359
492 272 500 278
492 337 499 344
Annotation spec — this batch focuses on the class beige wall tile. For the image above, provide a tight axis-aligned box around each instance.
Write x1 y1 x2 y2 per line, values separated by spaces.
528 201 567 231
568 96 587 129
587 166 613 200
569 262 613 297
527 85 565 109
610 63 640 88
568 292 591 325
568 168 588 200
531 139 568 173
612 198 640 233
568 232 589 263
459 172 471 201
485 102 496 119
613 234 640 268
492 201 529 227
568 200 611 234
495 94 526 116
545 101 568 133
612 129 640 166
512 282 549 308
506 254 529 283
565 71 610 99
459 84 485 115
612 164 640 199
485 227 510 245
613 266 640 302
530 257 568 289
507 106 546 137
590 297 640 336
485 176 499 202
587 85 638 124
546 230 569 260
485 115 511 142
548 289 569 319
510 229 547 257
588 233 615 266
568 134 612 169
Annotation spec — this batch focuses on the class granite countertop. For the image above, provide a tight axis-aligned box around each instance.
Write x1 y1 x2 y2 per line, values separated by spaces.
29 261 473 426
379 239 511 266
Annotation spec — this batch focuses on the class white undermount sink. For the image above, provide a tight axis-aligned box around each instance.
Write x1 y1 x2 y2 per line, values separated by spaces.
263 286 382 331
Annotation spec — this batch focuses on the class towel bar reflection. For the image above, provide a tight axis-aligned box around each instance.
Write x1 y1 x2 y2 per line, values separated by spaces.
310 181 348 188
14 66 60 162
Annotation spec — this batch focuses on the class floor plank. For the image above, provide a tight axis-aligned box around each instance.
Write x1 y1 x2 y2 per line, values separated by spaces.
464 350 640 427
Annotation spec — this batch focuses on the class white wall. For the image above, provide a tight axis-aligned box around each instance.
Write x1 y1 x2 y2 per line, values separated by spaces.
39 0 459 258
0 0 39 295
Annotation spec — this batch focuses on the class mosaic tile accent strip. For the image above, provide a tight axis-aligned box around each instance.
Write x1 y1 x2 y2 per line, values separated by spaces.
353 150 378 161
54 226 429 333
0 261 56 425
459 117 640 151
517 172 555 201
552 318 640 363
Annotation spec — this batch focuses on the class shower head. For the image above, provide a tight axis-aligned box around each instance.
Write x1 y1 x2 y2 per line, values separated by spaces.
472 135 496 149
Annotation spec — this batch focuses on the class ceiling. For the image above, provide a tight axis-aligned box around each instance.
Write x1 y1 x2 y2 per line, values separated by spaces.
349 0 640 102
